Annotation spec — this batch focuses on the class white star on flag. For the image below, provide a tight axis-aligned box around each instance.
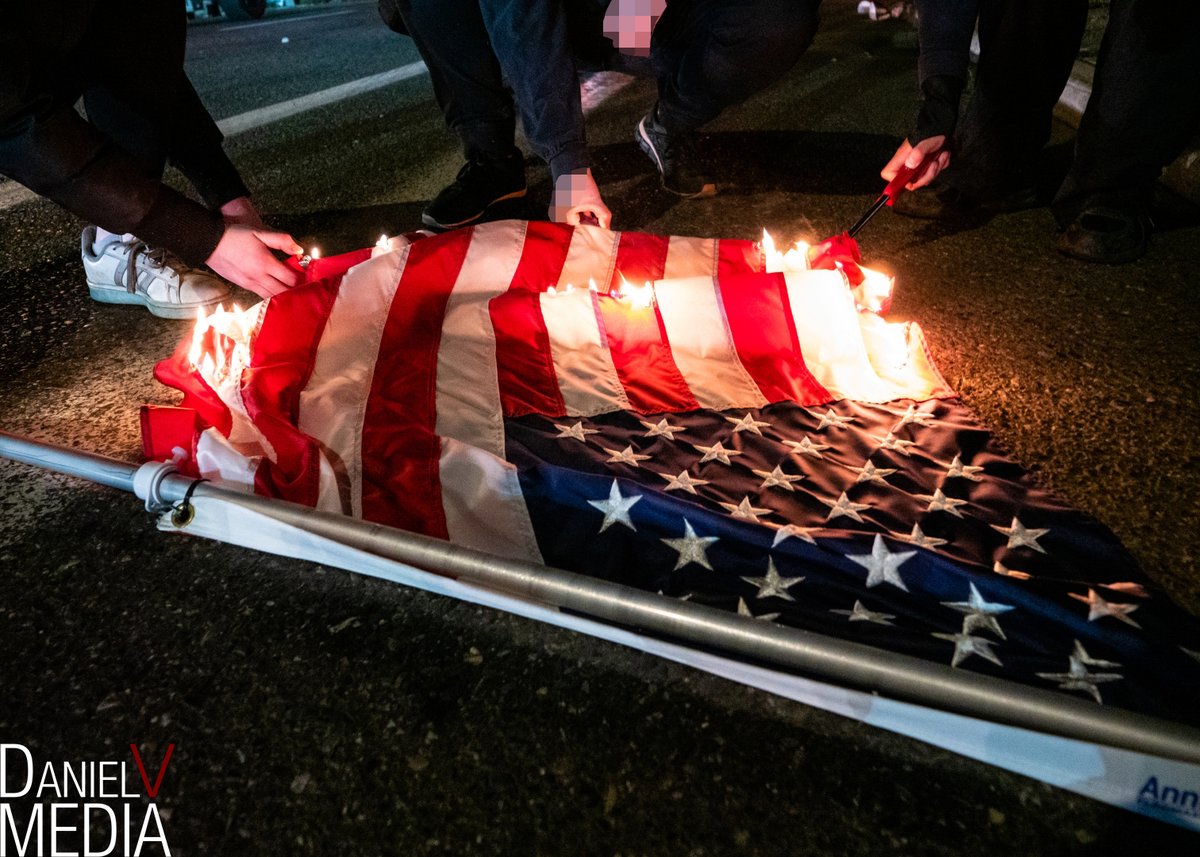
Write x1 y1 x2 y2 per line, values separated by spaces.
873 432 916 455
659 470 709 494
932 627 1004 668
1036 640 1123 703
724 413 772 435
1069 588 1142 628
904 524 948 549
771 524 818 547
941 583 1015 638
603 445 652 467
945 454 985 481
720 496 772 522
737 598 780 623
752 465 804 492
1101 581 1150 599
991 517 1050 553
741 558 805 601
895 404 935 428
661 519 719 571
695 441 741 465
830 600 895 626
852 460 897 485
783 436 831 459
641 418 685 440
917 489 967 518
846 533 917 590
992 560 1032 580
554 421 599 442
815 409 856 430
587 480 642 533
822 492 871 523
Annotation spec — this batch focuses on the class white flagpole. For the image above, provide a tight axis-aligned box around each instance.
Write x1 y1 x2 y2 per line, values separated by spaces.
3 430 1200 770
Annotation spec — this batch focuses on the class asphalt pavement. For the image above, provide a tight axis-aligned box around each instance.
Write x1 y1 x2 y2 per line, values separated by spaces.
2 2 1198 854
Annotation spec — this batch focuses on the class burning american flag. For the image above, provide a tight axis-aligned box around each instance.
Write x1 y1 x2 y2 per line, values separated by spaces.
141 219 1200 727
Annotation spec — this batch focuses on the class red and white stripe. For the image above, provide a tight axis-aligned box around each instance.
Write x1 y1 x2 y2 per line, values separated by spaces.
151 220 949 559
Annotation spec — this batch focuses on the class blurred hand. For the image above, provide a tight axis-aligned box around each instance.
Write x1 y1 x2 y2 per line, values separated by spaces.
219 195 266 229
206 225 304 299
550 169 612 229
881 135 950 190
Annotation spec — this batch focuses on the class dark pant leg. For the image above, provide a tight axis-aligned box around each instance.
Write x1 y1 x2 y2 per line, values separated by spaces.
651 0 821 133
952 0 1087 195
477 0 590 178
393 0 517 160
1052 0 1200 225
81 0 246 208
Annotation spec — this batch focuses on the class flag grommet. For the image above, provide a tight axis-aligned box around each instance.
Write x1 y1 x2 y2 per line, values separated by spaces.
170 478 206 529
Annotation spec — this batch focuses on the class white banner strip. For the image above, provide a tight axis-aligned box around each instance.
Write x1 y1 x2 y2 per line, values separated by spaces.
165 493 1200 833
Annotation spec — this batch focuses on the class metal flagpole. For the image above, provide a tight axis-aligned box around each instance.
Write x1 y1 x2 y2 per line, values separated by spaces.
4 429 1200 766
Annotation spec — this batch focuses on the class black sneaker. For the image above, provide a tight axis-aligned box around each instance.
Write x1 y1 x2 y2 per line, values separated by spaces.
1056 205 1150 264
892 181 1038 221
636 112 715 198
422 151 527 230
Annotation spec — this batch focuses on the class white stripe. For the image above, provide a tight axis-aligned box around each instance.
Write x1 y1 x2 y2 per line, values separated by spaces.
438 437 544 563
555 222 620 290
539 289 631 416
216 62 428 137
662 235 719 280
220 10 352 30
297 250 408 517
434 220 528 456
857 314 947 400
194 427 258 491
654 276 768 410
785 270 908 403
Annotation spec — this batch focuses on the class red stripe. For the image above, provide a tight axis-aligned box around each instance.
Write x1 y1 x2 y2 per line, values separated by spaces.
608 230 669 293
492 222 570 417
716 238 762 279
596 295 699 414
243 278 343 506
508 221 575 292
359 228 474 538
491 290 566 418
718 271 831 406
151 340 233 439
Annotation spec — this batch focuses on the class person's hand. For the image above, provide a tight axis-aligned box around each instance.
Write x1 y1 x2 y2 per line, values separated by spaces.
206 225 304 299
881 135 950 190
550 169 612 229
219 195 266 229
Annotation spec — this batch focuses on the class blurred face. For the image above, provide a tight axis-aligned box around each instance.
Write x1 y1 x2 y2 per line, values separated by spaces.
602 0 666 56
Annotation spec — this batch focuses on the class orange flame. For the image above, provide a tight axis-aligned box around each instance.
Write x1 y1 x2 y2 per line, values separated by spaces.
188 302 257 386
762 227 896 311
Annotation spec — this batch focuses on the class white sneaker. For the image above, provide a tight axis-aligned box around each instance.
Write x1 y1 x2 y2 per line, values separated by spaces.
81 226 231 320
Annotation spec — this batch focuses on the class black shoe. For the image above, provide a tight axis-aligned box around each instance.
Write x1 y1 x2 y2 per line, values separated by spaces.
1056 205 1150 264
422 151 527 230
891 182 1038 221
636 112 715 198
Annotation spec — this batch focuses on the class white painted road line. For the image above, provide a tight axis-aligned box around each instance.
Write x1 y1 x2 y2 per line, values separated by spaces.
0 63 432 213
0 63 630 214
216 61 429 137
221 10 354 30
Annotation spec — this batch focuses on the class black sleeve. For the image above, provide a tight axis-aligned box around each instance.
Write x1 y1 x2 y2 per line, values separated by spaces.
908 0 979 144
0 105 225 266
166 77 251 211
